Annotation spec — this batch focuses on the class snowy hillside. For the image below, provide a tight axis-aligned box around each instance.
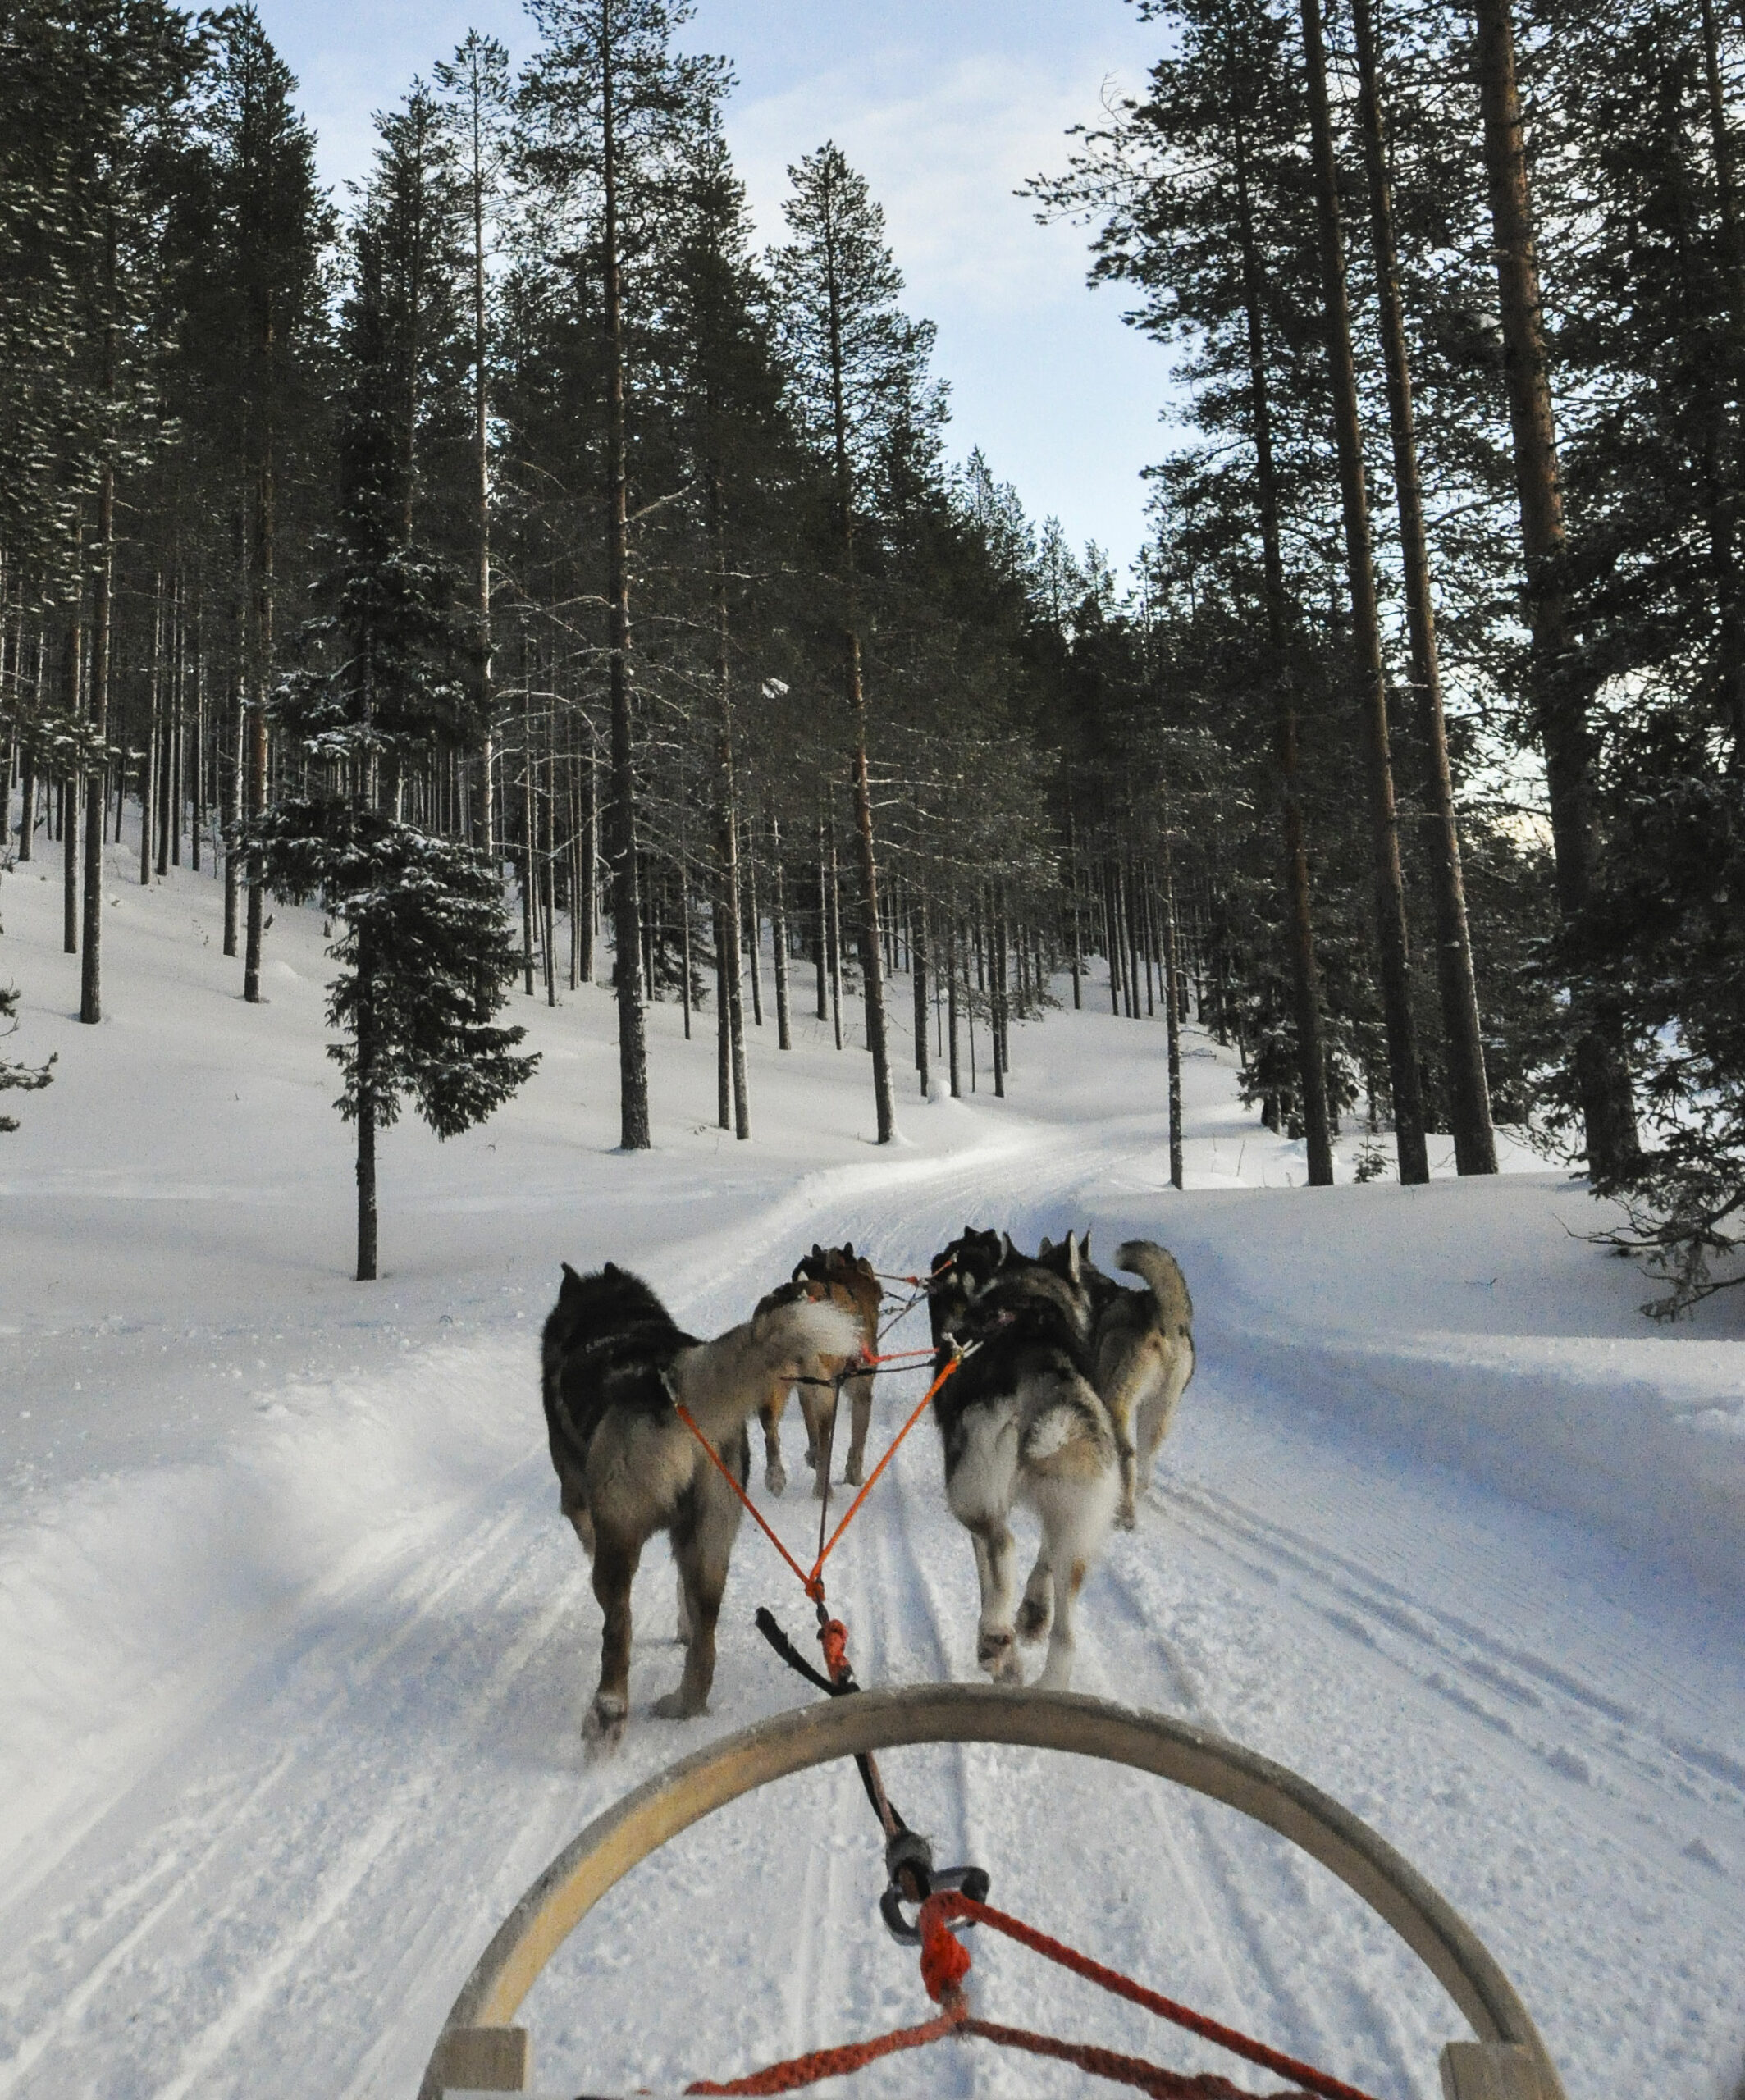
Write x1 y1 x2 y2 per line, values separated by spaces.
2 839 1742 2100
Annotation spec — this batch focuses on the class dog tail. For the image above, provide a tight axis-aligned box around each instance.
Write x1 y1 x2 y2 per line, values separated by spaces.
1114 1239 1193 1335
756 1292 865 1371
674 1294 865 1440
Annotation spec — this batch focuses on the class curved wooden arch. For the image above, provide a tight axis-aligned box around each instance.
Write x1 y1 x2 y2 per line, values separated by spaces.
418 1683 1562 2099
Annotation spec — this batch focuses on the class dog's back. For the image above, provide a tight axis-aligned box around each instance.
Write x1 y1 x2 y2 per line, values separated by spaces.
933 1239 1103 1468
541 1261 695 1519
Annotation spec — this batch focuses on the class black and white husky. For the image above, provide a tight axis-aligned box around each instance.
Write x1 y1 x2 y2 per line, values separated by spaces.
541 1261 861 1743
928 1229 1119 1691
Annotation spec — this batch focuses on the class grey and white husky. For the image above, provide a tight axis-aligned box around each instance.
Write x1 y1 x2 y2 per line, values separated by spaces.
928 1228 1118 1691
541 1262 861 1743
1089 1239 1196 1528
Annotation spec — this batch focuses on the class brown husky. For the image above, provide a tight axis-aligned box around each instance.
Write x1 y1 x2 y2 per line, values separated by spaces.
541 1261 861 1743
756 1243 883 1499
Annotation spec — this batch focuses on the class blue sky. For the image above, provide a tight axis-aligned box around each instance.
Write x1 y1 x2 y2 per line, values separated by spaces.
256 1 1177 580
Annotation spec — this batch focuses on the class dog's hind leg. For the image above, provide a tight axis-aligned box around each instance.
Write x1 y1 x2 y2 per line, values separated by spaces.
654 1472 740 1719
966 1520 1022 1681
1029 1464 1119 1693
585 1528 643 1744
565 1500 596 1560
758 1388 789 1498
1016 1546 1053 1642
843 1369 874 1487
803 1383 839 1500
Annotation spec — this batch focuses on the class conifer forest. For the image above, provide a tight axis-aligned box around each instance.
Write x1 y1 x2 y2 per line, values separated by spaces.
2 0 1743 1313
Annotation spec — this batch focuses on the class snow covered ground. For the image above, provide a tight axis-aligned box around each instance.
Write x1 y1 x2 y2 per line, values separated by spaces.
2 828 1742 2100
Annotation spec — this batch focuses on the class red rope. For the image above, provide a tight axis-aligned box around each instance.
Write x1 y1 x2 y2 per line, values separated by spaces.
960 2018 1319 2100
683 2006 964 2095
919 1892 1382 2100
673 1354 963 1611
808 1355 959 1581
683 1895 1377 2100
672 1404 824 1603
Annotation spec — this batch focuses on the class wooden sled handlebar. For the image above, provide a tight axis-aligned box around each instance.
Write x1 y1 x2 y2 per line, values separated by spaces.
417 1682 1564 2100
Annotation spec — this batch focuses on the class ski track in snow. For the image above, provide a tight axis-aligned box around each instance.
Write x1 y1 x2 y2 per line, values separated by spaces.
3 865 1744 2099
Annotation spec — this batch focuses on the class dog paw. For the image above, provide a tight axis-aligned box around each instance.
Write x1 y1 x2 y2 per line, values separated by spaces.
1116 1500 1138 1531
1015 1596 1051 1643
651 1688 708 1721
978 1627 1018 1677
765 1462 787 1497
843 1458 864 1487
583 1693 628 1749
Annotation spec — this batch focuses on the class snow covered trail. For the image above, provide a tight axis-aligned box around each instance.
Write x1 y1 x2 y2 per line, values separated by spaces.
3 1112 1742 2100
2 858 1743 2100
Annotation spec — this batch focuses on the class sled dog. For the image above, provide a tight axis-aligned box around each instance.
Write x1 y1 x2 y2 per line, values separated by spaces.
928 1228 1118 1691
541 1261 861 1742
756 1243 883 1498
1089 1239 1196 1527
926 1225 1010 1349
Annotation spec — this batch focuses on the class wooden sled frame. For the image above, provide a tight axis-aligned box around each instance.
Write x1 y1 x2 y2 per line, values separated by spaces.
418 1682 1565 2100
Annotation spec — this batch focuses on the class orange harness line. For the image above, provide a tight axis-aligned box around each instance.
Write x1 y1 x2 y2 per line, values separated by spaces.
672 1351 963 1609
683 1890 1382 2100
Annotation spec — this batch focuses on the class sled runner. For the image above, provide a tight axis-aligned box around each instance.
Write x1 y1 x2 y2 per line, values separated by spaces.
416 1682 1565 2100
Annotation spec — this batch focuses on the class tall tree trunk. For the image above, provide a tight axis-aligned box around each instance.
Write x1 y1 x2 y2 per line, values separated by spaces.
821 211 895 1141
141 576 161 888
355 934 379 1283
158 571 176 877
745 842 764 1028
244 431 272 1004
827 812 843 1050
707 466 750 1139
1699 0 1745 756
471 95 496 863
521 679 536 995
1472 0 1638 1176
1351 0 1496 1173
1231 112 1336 1185
947 912 962 1098
580 734 597 982
814 829 828 1020
912 895 930 1096
80 228 115 1019
1300 0 1429 1184
715 891 731 1130
1163 842 1185 1192
61 605 80 956
601 18 651 1148
80 470 112 1019
223 524 243 955
770 816 792 1049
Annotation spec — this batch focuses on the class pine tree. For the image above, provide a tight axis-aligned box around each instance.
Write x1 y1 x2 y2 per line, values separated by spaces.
1297 0 1428 1183
770 142 944 1144
518 0 728 1150
1028 0 1339 1179
183 8 330 997
434 33 513 859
